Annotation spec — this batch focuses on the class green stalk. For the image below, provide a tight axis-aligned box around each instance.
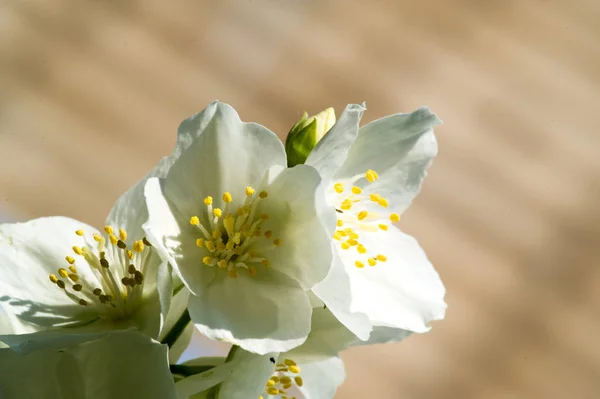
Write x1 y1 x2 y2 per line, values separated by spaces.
161 309 191 348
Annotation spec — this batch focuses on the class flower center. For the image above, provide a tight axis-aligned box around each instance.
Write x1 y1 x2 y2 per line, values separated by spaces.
260 358 303 399
48 226 151 321
331 169 399 268
189 186 282 279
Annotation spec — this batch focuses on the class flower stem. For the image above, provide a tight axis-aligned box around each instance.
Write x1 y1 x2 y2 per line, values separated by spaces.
169 364 215 378
161 309 191 348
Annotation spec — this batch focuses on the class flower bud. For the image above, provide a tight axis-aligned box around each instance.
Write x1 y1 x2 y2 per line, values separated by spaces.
285 107 336 167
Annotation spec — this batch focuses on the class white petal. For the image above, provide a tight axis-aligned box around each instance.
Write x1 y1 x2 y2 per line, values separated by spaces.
285 307 359 363
144 177 216 297
0 304 39 338
306 103 366 184
355 326 412 346
297 357 346 399
0 217 100 328
0 330 176 399
344 226 446 333
163 101 286 220
187 270 312 355
261 164 334 289
312 251 371 340
208 347 277 399
336 107 442 214
175 357 241 399
105 156 173 245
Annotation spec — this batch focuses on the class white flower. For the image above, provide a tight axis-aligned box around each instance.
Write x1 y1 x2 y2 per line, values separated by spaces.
187 346 345 399
0 330 176 399
0 159 174 339
305 103 447 341
143 101 334 355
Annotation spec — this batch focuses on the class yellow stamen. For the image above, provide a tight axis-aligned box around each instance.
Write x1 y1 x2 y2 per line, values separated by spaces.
357 210 368 220
72 246 83 255
368 258 377 267
217 260 228 269
228 269 238 279
379 224 389 231
202 256 213 265
75 229 84 236
378 198 389 208
109 234 118 245
336 219 344 227
355 261 365 268
119 228 127 241
212 230 221 239
284 359 296 366
294 376 303 386
366 169 379 182
376 254 387 262
266 379 276 387
196 238 205 247
246 186 255 196
65 256 75 264
222 192 233 203
266 388 279 396
69 266 77 273
273 238 282 246
288 365 301 373
390 213 400 222
204 196 213 206
264 230 273 239
93 233 102 242
58 268 68 278
351 186 362 195
357 245 367 254
104 226 114 235
334 183 344 193
205 241 215 251
333 231 342 241
132 240 144 253
341 242 350 250
248 266 257 277
190 216 200 225
261 259 270 267
126 250 134 260
370 193 381 202
213 208 222 218
49 274 58 284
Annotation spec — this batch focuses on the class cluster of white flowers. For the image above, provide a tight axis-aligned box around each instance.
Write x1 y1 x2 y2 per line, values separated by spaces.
0 101 446 399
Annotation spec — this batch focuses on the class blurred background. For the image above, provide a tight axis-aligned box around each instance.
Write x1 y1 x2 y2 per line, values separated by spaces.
1 0 599 397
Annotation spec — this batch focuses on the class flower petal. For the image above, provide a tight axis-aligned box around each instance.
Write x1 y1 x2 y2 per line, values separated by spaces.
187 270 312 355
144 177 216 297
164 101 286 220
0 217 101 328
354 326 412 346
297 356 346 399
306 103 366 184
105 156 173 246
343 226 446 333
336 107 442 214
0 330 176 399
208 347 277 399
312 251 371 340
285 307 359 363
261 164 334 289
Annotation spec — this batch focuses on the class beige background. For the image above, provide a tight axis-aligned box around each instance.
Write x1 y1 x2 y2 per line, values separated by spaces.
1 0 599 398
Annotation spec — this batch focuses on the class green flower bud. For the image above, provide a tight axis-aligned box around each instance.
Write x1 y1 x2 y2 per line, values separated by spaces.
285 107 336 167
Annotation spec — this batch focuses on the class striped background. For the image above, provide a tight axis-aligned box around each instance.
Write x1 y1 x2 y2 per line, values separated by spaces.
1 0 599 397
